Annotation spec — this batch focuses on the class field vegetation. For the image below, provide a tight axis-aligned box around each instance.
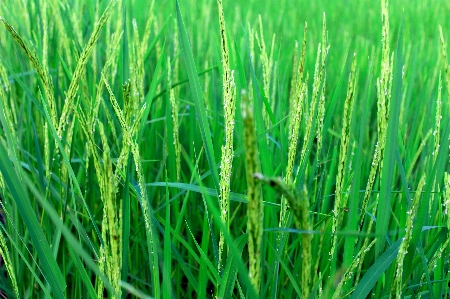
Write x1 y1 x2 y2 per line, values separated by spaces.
0 0 449 298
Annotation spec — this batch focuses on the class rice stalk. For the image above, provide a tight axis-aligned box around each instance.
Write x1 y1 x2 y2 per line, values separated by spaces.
38 0 48 68
289 41 299 113
90 31 123 135
131 18 145 115
329 53 357 268
130 140 161 298
51 0 118 206
298 14 328 173
49 0 74 67
391 174 426 298
98 121 122 297
405 129 432 180
57 0 118 140
247 22 256 110
153 19 163 86
316 72 326 157
254 173 311 298
419 237 450 293
433 74 442 161
101 69 154 288
217 0 237 276
102 72 160 297
428 74 443 212
0 17 57 127
172 16 180 100
140 0 156 57
357 0 393 236
67 1 83 47
313 230 325 290
242 90 263 293
332 239 376 299
439 26 450 100
168 57 181 182
102 74 128 131
0 221 19 297
255 15 275 128
316 13 328 158
97 246 106 298
282 23 307 225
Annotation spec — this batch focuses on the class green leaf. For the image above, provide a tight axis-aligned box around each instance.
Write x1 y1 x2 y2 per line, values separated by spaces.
23 172 119 297
121 152 132 299
146 181 281 209
163 174 173 299
375 15 403 256
176 0 220 196
0 143 66 298
350 238 402 299
218 234 247 299
343 59 373 267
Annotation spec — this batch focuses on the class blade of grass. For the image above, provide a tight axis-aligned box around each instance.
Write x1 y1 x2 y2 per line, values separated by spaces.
323 46 352 132
163 174 172 299
121 152 132 298
29 97 46 191
67 245 97 299
0 142 66 298
407 227 449 293
343 59 372 267
22 169 119 297
417 241 435 299
375 14 403 256
147 181 281 209
151 64 219 101
405 120 450 275
350 238 402 299
218 234 247 299
0 58 103 248
176 0 220 195
120 281 155 299
0 218 51 297
181 143 258 298
39 88 103 246
138 43 166 143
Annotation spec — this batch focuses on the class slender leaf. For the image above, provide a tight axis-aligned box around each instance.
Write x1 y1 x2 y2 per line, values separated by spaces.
351 238 402 299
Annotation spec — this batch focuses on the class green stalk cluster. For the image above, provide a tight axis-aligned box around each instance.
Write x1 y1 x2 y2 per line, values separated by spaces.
332 239 376 299
254 173 311 298
282 23 307 224
355 0 394 283
329 53 357 264
391 174 426 298
358 0 393 237
242 90 263 293
167 57 181 182
298 14 328 175
217 0 237 275
0 204 18 297
315 14 328 158
255 15 276 129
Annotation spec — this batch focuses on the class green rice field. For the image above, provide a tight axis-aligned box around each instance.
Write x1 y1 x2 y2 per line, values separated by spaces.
0 0 449 297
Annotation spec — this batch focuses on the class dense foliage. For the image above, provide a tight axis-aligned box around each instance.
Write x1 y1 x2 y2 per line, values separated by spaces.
0 0 449 298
